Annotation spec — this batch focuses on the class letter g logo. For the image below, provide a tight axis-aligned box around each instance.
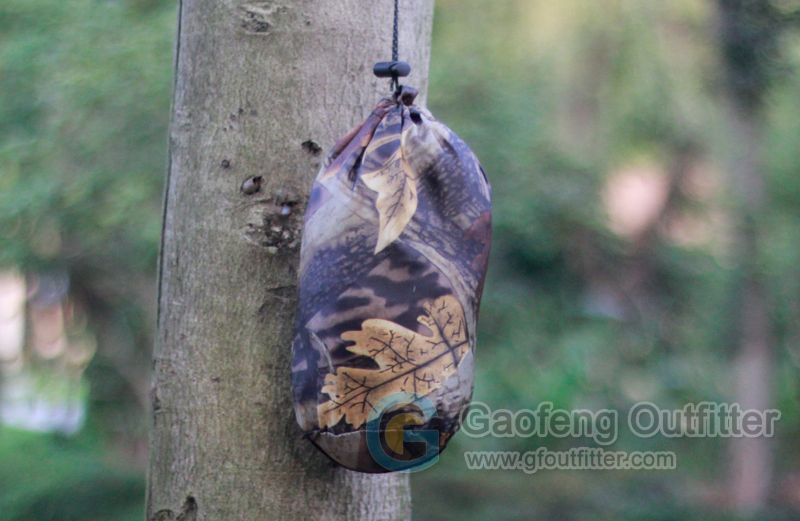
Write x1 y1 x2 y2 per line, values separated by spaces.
366 392 439 472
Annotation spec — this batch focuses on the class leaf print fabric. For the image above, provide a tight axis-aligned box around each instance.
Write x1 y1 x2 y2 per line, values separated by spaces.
292 86 492 473
318 295 469 430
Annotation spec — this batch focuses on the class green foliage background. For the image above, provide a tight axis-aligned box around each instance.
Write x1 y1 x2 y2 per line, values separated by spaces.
2 0 800 519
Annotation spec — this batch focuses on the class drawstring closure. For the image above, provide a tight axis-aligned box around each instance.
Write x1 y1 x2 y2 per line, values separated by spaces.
373 0 410 96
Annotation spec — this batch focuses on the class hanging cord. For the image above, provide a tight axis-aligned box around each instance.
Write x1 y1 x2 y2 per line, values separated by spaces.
392 0 399 62
391 0 400 91
372 0 411 94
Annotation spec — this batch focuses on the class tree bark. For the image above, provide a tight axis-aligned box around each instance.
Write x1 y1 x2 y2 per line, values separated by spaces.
146 1 434 520
725 102 773 515
715 1 777 513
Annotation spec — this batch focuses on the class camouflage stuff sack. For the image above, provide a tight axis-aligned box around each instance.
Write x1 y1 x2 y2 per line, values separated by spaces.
292 86 492 473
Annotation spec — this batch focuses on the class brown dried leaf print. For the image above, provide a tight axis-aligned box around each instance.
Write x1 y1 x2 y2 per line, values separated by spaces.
318 295 468 430
360 148 418 254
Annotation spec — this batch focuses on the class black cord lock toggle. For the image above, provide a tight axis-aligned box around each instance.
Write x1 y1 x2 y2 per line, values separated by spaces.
373 61 411 79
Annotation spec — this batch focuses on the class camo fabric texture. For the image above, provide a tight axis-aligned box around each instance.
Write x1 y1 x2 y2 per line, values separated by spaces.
292 86 492 473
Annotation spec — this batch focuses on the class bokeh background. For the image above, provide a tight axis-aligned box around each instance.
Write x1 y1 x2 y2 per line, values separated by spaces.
2 0 800 519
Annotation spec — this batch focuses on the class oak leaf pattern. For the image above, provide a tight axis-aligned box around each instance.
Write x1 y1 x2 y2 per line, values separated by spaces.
317 295 469 430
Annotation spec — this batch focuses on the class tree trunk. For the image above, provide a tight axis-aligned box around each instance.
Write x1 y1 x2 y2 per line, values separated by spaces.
146 1 434 519
715 1 777 513
725 102 773 515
